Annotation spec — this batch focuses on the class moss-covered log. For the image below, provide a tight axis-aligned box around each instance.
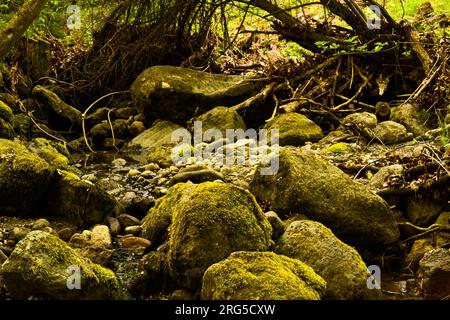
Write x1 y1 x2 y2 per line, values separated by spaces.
0 0 48 61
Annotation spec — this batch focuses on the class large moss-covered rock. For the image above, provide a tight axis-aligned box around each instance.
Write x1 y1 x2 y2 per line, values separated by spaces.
0 231 124 300
142 182 272 290
201 251 326 300
131 66 261 124
275 220 373 299
0 118 14 139
341 112 377 138
0 101 13 122
122 119 184 165
45 170 122 228
193 106 247 141
32 86 82 125
390 103 430 136
373 121 412 144
0 139 53 216
264 113 323 146
250 147 400 246
27 138 71 169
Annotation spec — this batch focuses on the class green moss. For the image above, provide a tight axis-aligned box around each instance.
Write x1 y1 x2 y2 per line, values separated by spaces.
142 181 272 290
0 138 53 216
0 118 15 139
322 142 352 155
264 113 323 146
27 138 71 169
275 220 375 299
146 145 175 167
0 100 13 122
201 251 326 300
1 231 123 299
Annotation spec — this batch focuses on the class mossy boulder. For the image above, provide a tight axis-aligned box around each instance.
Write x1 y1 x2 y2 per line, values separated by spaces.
32 86 82 125
275 220 374 299
264 113 323 146
249 147 400 246
373 121 412 144
131 65 261 124
0 139 53 216
0 93 19 114
0 231 124 300
390 103 430 136
142 181 272 290
193 106 247 141
341 112 377 138
45 170 122 228
27 138 71 169
0 118 14 139
123 119 184 165
0 101 13 122
201 251 326 300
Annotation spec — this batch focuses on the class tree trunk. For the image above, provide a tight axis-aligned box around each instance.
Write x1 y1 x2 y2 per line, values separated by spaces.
0 0 48 61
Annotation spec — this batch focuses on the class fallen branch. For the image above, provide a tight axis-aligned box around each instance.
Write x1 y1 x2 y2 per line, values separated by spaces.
231 82 279 112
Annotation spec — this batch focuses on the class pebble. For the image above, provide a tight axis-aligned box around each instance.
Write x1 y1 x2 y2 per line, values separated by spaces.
124 225 142 236
81 173 97 182
128 169 141 177
32 218 51 231
140 170 155 178
145 163 160 171
90 225 112 248
11 227 29 241
112 158 127 167
119 236 151 249
107 216 121 236
118 214 141 228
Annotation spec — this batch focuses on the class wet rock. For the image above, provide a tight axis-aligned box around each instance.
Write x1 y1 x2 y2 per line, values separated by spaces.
369 164 404 189
107 216 121 236
418 248 450 300
113 107 136 119
0 231 124 299
118 214 141 228
250 147 400 246
130 251 167 295
45 170 122 228
275 220 374 299
124 226 142 236
193 106 247 141
0 139 53 216
264 113 323 146
129 121 145 136
391 103 430 137
264 211 285 240
123 119 183 165
373 121 412 144
405 195 446 227
404 239 434 272
131 65 261 124
119 237 151 249
141 182 272 290
201 251 326 300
